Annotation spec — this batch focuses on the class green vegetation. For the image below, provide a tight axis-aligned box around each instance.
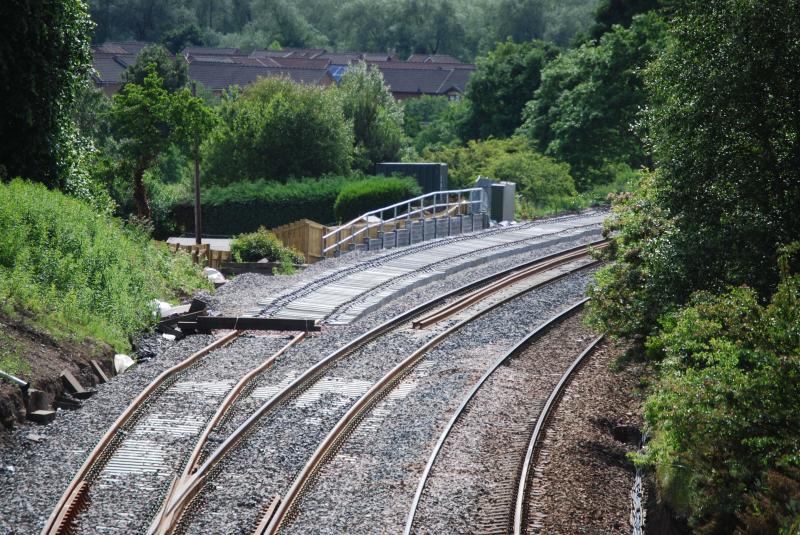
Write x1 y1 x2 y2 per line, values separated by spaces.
203 77 353 185
333 177 422 223
0 0 92 189
0 180 209 352
402 96 464 153
337 63 404 172
587 1 800 532
519 12 665 189
171 175 364 235
0 330 29 378
120 45 189 92
230 227 305 266
460 39 558 140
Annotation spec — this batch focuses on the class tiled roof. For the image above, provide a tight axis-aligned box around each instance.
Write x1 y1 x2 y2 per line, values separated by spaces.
92 41 150 55
407 53 462 64
91 53 137 84
378 67 461 95
188 61 332 91
368 60 475 71
270 57 331 69
250 48 326 59
183 46 241 56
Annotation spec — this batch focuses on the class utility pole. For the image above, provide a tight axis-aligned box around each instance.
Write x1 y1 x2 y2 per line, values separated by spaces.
192 82 202 245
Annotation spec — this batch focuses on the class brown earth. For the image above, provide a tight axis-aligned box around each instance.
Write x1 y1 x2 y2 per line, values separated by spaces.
0 312 114 434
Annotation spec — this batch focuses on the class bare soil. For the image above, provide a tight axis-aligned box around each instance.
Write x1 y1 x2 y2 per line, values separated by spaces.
0 313 114 434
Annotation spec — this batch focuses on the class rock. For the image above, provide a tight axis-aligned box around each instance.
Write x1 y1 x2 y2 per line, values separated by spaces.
162 333 176 341
150 299 173 318
114 354 135 374
26 433 45 443
203 267 226 285
27 410 56 425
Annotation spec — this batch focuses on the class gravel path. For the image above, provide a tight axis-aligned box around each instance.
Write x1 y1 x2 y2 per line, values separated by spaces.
279 271 596 535
523 339 644 534
409 312 598 535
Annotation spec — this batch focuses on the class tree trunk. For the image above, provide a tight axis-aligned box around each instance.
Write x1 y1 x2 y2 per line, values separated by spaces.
133 163 152 220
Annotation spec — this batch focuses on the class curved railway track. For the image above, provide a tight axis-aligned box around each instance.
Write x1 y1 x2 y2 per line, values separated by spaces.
257 291 604 534
403 300 603 535
152 240 606 535
43 238 606 535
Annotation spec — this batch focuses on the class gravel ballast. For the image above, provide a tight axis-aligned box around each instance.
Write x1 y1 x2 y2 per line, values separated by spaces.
277 271 597 535
0 211 605 535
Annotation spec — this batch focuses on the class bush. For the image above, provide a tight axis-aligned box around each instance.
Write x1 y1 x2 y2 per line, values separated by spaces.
638 254 800 533
0 179 209 351
230 227 304 264
333 177 422 223
203 77 353 185
422 137 576 205
171 175 367 235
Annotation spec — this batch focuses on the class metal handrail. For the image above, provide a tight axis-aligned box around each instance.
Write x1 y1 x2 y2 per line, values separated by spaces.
322 187 484 256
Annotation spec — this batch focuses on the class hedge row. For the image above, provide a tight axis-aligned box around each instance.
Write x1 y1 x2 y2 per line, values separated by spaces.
171 176 355 235
333 177 422 223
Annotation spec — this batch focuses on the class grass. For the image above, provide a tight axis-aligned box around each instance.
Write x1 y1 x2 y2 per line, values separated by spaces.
0 179 210 352
0 329 29 377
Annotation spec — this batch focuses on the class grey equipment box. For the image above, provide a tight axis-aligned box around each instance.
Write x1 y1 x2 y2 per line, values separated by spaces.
376 162 448 194
490 182 516 222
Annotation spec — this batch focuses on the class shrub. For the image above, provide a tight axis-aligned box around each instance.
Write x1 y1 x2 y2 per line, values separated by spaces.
0 180 209 351
333 177 422 223
638 255 800 533
171 175 366 235
230 227 304 264
202 77 353 185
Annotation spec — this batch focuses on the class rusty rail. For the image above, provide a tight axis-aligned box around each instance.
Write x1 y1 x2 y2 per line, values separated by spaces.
41 330 241 535
512 334 605 534
259 268 601 533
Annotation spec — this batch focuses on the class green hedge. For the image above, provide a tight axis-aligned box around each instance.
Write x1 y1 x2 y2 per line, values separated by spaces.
172 176 353 235
0 179 209 351
333 177 422 223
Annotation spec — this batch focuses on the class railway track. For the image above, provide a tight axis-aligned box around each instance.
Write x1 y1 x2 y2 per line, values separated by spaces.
403 300 603 535
43 239 606 535
151 241 606 535
254 288 604 533
41 333 304 535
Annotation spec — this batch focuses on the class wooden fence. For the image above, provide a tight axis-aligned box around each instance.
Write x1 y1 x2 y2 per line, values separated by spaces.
271 219 332 264
166 243 231 268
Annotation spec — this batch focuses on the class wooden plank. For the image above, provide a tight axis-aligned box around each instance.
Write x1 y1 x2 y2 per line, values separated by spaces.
192 316 320 332
91 360 110 383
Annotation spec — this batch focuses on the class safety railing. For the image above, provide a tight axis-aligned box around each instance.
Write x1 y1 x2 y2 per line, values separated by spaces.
322 188 485 257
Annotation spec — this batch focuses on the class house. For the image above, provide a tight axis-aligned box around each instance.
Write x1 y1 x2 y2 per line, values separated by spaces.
90 43 473 99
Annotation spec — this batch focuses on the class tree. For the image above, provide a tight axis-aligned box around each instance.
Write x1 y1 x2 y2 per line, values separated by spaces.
0 0 92 188
403 95 464 153
109 70 214 218
121 44 189 93
337 63 404 171
586 0 662 41
203 77 353 184
520 12 666 189
162 23 205 54
461 39 559 141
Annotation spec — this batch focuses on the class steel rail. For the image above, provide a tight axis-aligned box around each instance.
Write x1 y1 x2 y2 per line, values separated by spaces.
260 271 599 534
41 330 242 535
412 244 607 328
156 240 607 535
512 334 605 535
403 298 589 535
148 333 306 534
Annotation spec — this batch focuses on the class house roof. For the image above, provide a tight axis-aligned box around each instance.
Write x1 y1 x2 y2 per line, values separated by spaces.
250 48 326 59
368 60 475 71
92 41 150 55
188 61 332 91
378 67 461 95
407 53 462 64
91 52 137 84
183 46 241 56
269 57 331 69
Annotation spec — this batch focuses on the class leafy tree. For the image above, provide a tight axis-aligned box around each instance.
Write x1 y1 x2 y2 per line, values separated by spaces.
586 0 662 41
0 0 92 188
422 137 575 204
403 96 464 153
203 77 353 185
110 70 215 218
337 63 404 171
492 0 545 43
461 39 559 140
121 44 189 92
520 12 666 189
162 23 205 54
589 0 800 341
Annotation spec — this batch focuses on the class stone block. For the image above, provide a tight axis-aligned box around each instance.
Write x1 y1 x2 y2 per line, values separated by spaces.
27 410 56 425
